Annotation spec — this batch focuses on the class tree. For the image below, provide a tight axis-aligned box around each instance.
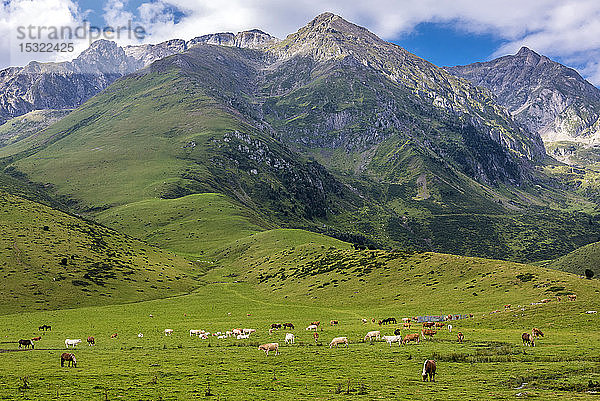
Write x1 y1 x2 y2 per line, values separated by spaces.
585 269 595 279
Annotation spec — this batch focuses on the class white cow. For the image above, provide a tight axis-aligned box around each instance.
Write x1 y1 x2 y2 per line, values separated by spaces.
237 334 250 339
164 329 173 336
190 329 202 336
285 333 295 344
382 335 402 346
306 324 318 331
329 337 349 348
232 329 243 336
364 330 381 342
138 333 144 338
65 339 82 348
258 343 279 356
217 335 226 339
243 328 256 335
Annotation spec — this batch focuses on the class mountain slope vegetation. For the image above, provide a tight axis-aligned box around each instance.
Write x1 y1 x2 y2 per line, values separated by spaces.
0 191 196 313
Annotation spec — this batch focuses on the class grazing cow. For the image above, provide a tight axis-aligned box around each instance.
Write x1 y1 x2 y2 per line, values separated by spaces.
31 336 41 342
18 339 34 349
232 329 243 336
306 324 318 331
190 329 202 336
237 334 250 340
285 333 295 344
39 324 51 331
87 336 95 346
110 333 118 339
394 328 402 335
330 320 339 326
362 318 368 324
421 329 437 340
422 360 436 382
531 328 544 338
329 337 349 348
522 332 535 347
422 322 435 329
164 329 173 336
271 323 282 330
371 318 376 323
258 343 279 356
434 322 445 328
402 317 411 323
364 330 381 342
382 335 402 346
243 329 256 335
447 324 453 333
403 321 411 329
504 304 511 309
457 332 464 343
311 321 321 327
568 294 577 301
402 333 420 345
65 339 81 348
283 323 294 329
380 317 396 325
138 333 143 338
60 353 76 367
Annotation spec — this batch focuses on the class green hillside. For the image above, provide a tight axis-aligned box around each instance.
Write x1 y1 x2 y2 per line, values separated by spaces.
545 241 600 277
0 191 197 313
0 109 70 148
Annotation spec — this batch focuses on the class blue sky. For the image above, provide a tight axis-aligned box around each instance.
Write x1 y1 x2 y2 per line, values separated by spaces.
3 0 600 85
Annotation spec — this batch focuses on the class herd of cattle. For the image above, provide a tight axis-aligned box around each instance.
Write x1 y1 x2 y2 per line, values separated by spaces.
14 308 555 382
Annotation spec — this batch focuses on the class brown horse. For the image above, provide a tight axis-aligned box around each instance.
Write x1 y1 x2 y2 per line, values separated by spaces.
422 360 436 382
522 332 535 347
531 328 544 338
61 353 76 367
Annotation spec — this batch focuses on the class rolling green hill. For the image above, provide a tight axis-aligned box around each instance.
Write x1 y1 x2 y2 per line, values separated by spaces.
0 191 197 313
545 241 600 277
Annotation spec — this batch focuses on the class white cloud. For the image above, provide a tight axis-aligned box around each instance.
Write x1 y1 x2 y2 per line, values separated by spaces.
3 0 600 85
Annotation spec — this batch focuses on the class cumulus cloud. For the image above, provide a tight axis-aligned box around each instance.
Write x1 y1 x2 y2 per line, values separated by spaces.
3 0 600 85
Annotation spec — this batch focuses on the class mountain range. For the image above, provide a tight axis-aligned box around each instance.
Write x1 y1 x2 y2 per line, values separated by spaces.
1 12 599 265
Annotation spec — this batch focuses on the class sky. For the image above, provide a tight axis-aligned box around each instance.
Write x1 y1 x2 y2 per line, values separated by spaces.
2 0 600 85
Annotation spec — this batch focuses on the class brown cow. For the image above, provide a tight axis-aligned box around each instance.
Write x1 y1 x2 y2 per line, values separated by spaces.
434 322 445 328
313 332 319 343
258 343 279 356
60 353 76 367
522 332 535 347
402 333 420 345
311 321 321 327
457 332 464 343
110 333 117 339
422 359 436 382
504 304 511 309
422 322 435 329
568 294 577 301
403 321 411 329
87 336 95 346
421 329 437 340
31 336 42 341
531 328 544 338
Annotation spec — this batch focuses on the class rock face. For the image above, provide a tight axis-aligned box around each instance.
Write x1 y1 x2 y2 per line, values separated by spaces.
0 30 279 126
446 48 600 158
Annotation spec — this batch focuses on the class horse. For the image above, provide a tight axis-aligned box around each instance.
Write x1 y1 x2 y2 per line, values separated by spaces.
61 353 77 367
38 324 51 331
283 322 294 329
531 328 544 338
422 359 436 382
522 332 535 347
18 339 34 349
87 336 95 346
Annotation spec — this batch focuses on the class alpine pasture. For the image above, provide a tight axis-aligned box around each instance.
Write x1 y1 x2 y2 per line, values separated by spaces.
1 232 599 400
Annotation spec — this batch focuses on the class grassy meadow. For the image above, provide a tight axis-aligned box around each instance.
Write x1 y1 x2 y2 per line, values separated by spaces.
1 229 599 400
